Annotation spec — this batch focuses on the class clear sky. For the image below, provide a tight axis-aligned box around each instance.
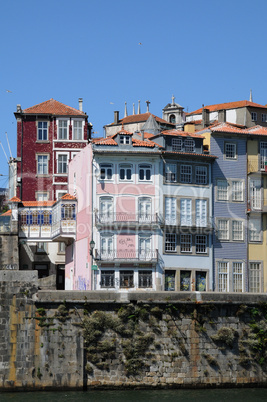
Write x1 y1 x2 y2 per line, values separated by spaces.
1 0 267 187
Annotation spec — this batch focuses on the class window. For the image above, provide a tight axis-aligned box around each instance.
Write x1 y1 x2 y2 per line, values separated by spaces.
217 179 228 201
100 235 113 260
217 219 229 240
180 199 192 226
101 270 115 288
120 135 130 145
119 164 132 181
180 271 191 291
58 154 68 174
165 163 176 182
58 242 66 253
250 179 261 210
165 233 176 253
232 220 243 241
37 155 48 175
249 217 261 242
100 197 113 223
251 112 257 122
218 262 229 292
61 204 76 220
58 120 68 140
165 197 176 225
139 235 151 260
138 198 152 222
225 142 236 159
232 181 243 201
260 142 267 170
196 235 207 254
195 199 207 227
42 211 52 225
249 262 261 293
120 270 134 288
37 122 48 141
139 164 151 181
36 242 47 253
184 138 195 152
100 164 113 180
196 166 207 185
169 115 176 124
139 270 152 288
180 165 192 183
73 120 83 140
36 192 49 201
180 234 192 253
57 191 67 200
172 138 182 151
262 114 267 123
196 271 206 291
165 271 175 291
233 262 243 292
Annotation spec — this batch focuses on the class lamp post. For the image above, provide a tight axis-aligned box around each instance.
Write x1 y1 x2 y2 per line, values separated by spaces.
90 239 95 289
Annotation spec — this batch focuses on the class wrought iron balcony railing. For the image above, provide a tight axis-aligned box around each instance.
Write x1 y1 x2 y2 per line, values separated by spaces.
95 249 158 263
95 213 163 227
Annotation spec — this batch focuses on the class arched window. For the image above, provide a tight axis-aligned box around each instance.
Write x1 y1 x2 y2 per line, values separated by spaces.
169 114 176 124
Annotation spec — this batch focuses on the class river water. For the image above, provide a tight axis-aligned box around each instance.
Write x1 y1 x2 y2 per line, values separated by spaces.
0 389 266 401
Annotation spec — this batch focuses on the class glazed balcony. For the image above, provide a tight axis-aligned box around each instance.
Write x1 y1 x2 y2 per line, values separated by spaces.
94 249 158 265
163 217 214 232
95 213 163 229
247 199 267 213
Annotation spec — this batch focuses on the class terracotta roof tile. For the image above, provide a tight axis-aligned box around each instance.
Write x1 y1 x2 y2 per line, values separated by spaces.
9 196 21 202
162 151 217 159
60 193 76 200
118 112 174 126
244 125 267 136
23 99 86 116
188 100 267 115
93 136 118 146
132 138 155 148
1 209 11 216
161 129 204 139
22 201 56 207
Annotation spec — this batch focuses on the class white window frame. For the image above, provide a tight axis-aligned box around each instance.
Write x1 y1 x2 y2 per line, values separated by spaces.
139 234 152 260
225 142 237 159
72 119 84 140
262 114 267 123
195 199 207 227
233 262 243 292
249 262 262 293
251 112 257 122
56 190 67 200
180 165 192 183
232 180 243 202
195 235 207 254
57 118 69 140
165 233 177 253
218 261 229 292
180 234 192 253
184 138 195 152
180 198 192 226
250 179 262 210
57 153 68 174
217 179 228 201
37 121 48 141
165 197 176 225
260 142 267 171
119 135 131 145
36 191 49 201
37 154 49 175
100 234 114 260
119 164 132 181
138 197 152 222
100 197 113 223
217 219 229 240
248 217 261 242
232 220 243 241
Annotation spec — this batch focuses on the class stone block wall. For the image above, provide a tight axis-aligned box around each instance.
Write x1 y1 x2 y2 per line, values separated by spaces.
0 275 267 391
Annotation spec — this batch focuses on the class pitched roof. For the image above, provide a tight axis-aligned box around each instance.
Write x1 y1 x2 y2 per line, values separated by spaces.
23 99 86 116
118 112 174 126
198 122 267 137
60 193 76 200
244 125 267 135
188 100 267 115
22 201 56 207
160 129 204 139
1 209 11 216
9 196 21 203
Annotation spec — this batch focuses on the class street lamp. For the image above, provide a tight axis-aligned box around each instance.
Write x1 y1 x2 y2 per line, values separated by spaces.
89 239 95 255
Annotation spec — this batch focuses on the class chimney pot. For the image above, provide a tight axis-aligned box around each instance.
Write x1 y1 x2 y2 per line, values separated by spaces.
17 104 22 113
78 98 83 112
114 111 119 124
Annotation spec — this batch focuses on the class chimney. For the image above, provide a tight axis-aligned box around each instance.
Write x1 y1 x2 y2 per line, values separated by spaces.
140 130 144 141
146 100 150 113
202 105 209 127
78 98 83 112
138 100 141 114
114 111 119 124
124 102 128 117
218 109 226 123
133 103 135 115
17 104 22 113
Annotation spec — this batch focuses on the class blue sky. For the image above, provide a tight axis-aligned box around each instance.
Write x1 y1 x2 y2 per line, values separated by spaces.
1 0 267 187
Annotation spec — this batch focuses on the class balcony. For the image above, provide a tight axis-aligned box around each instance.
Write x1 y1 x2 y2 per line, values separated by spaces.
95 213 163 229
163 217 214 232
248 159 267 174
95 249 158 266
247 199 267 213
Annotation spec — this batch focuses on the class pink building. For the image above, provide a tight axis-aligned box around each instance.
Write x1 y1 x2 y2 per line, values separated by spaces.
65 128 163 291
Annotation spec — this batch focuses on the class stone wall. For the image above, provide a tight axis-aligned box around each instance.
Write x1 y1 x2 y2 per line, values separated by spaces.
0 272 267 391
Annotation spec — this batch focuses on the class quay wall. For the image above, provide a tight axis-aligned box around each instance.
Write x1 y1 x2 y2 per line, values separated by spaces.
0 271 267 391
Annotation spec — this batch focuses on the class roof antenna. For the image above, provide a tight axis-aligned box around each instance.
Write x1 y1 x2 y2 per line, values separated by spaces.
124 102 128 117
5 132 13 158
250 89 253 102
0 141 9 163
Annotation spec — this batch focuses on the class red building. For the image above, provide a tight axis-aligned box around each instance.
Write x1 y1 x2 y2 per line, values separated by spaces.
15 98 91 201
